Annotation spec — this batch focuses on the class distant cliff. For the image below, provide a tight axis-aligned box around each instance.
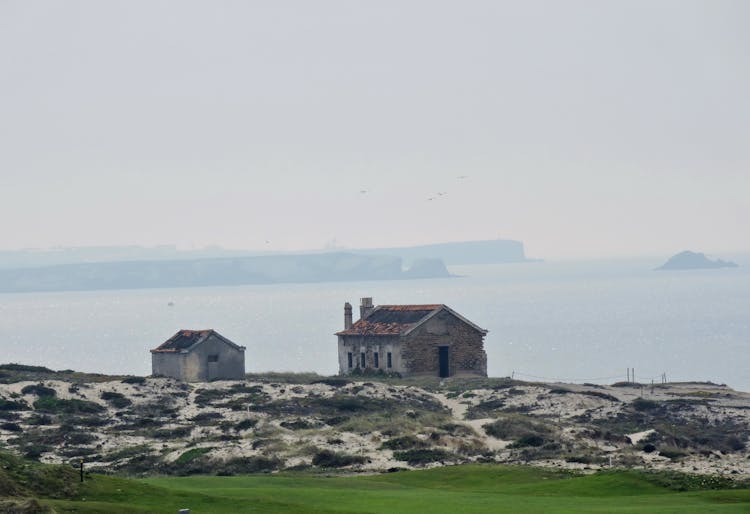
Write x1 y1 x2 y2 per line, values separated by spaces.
357 239 529 265
656 251 738 270
0 253 451 293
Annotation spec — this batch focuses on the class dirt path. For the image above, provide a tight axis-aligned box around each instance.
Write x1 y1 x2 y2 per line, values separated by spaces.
428 392 509 451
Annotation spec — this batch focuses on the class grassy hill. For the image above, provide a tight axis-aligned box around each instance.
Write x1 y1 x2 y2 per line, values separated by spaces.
2 449 747 513
36 464 750 513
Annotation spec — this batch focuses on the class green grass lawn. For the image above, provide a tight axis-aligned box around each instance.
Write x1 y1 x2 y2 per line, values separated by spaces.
47 465 750 514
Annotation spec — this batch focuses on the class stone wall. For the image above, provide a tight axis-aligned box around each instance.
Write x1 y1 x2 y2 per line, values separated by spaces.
152 352 187 380
338 335 404 374
401 311 487 377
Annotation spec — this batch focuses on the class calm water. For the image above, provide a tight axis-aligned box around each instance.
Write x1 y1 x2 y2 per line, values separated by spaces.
1 258 748 390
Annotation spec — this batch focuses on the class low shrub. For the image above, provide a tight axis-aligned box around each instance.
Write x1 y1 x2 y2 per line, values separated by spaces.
175 447 213 465
33 397 105 415
581 391 620 402
631 398 660 411
229 383 265 394
152 427 191 439
440 423 475 437
21 384 57 397
64 415 109 428
234 419 257 432
100 444 153 462
0 411 20 421
565 454 605 464
380 435 428 451
0 399 29 412
510 434 545 448
311 450 366 468
101 391 132 408
64 431 97 445
312 378 351 387
190 412 224 425
482 414 552 440
658 447 688 461
0 364 52 373
393 449 453 465
280 419 318 430
22 444 52 460
217 456 282 475
466 398 506 419
121 376 147 385
0 422 22 432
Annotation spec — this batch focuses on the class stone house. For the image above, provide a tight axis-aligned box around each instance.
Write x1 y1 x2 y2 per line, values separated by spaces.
150 329 246 381
335 298 488 378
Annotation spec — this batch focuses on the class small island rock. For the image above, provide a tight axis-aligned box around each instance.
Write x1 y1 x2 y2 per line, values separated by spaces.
656 251 738 270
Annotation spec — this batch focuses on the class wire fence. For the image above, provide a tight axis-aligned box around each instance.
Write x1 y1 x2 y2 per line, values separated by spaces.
510 370 676 384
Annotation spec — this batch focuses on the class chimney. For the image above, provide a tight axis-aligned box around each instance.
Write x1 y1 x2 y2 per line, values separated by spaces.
360 297 374 320
344 302 353 329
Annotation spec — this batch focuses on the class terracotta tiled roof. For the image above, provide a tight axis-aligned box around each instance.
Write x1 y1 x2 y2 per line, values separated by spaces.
336 305 443 336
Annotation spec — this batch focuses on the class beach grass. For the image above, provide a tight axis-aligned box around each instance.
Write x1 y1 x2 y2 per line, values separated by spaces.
44 464 750 513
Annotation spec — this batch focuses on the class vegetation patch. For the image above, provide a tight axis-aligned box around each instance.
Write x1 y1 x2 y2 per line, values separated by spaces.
312 378 351 387
175 447 213 465
190 412 224 425
466 398 509 419
393 448 454 465
20 384 57 397
280 418 320 430
100 444 153 463
33 397 105 415
152 426 192 439
121 376 147 385
312 450 366 468
0 399 30 411
482 414 553 441
100 391 132 408
216 456 282 475
234 418 257 431
380 435 429 451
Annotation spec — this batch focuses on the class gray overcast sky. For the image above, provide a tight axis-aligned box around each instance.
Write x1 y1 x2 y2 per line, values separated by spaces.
1 1 748 259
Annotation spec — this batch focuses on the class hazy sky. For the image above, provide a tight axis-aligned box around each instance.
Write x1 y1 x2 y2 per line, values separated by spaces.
1 1 748 259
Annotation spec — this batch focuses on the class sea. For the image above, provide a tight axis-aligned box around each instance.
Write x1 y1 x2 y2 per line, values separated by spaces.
1 257 748 391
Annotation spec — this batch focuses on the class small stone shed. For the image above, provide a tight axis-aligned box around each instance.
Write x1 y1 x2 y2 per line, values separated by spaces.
336 298 488 378
150 329 246 382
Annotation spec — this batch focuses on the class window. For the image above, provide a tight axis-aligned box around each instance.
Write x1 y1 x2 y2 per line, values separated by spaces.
387 352 392 369
360 352 366 368
207 355 219 363
347 352 353 368
374 352 379 368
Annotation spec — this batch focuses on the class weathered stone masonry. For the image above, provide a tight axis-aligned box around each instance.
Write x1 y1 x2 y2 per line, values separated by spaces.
336 298 488 378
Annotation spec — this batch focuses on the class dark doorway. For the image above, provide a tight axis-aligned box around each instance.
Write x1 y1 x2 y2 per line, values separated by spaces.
207 354 219 381
438 346 450 378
